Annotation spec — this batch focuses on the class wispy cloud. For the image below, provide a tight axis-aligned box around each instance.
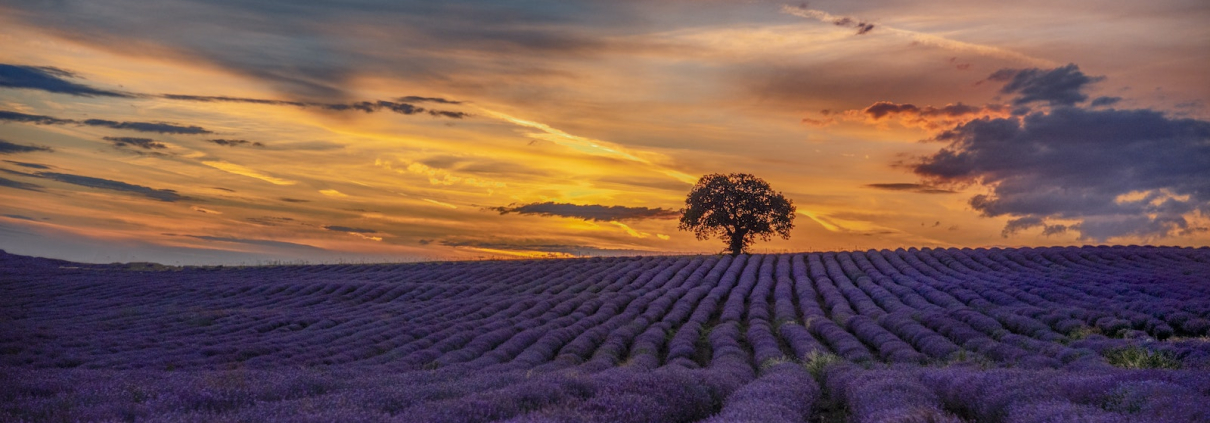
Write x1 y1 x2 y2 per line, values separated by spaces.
478 107 696 184
190 206 222 214
323 225 383 241
375 158 507 189
424 198 458 209
611 221 653 239
781 5 1054 66
202 161 296 185
3 61 470 118
780 5 876 35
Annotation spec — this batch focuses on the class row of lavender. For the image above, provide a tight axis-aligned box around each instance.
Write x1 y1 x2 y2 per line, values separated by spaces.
2 246 1209 422
7 359 1209 422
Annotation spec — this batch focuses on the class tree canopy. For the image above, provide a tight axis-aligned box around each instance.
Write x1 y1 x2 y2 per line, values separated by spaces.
678 173 795 255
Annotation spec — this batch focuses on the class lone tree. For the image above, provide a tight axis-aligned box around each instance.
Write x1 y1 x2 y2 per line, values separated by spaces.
679 173 796 255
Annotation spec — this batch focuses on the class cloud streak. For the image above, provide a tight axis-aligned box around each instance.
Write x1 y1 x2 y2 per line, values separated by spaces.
803 101 1010 131
0 176 44 191
1 61 470 119
103 137 166 150
781 5 876 35
0 110 212 134
438 239 654 257
202 161 296 185
479 107 696 184
865 183 956 194
160 94 469 118
0 139 54 154
34 171 184 202
206 139 264 147
781 5 1053 66
0 64 133 98
488 202 678 222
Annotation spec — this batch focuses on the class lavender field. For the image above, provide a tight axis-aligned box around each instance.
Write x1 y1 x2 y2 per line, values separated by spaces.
3 246 1210 422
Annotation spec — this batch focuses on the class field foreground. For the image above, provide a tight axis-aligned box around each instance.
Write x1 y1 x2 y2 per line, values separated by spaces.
2 246 1210 422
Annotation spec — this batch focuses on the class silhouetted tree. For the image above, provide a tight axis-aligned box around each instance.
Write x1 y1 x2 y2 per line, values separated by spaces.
679 173 795 255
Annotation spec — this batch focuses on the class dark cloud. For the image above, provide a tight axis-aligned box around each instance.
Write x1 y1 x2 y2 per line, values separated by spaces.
160 94 306 107
245 216 295 226
0 168 33 177
488 202 678 221
161 94 468 118
787 5 876 35
0 110 73 125
207 139 264 147
319 100 468 118
1001 216 1067 237
0 177 44 192
0 64 133 98
82 119 211 134
211 187 236 192
1090 96 1122 107
103 137 166 150
3 160 51 169
417 239 433 245
865 183 956 194
829 17 875 35
805 101 1009 131
0 139 54 154
323 225 377 234
34 172 184 202
987 64 1104 107
397 96 462 104
1 110 212 134
916 107 1210 240
428 110 470 119
864 102 989 120
2 214 38 221
279 197 309 203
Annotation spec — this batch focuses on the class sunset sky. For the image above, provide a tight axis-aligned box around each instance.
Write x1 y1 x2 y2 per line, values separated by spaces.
1 0 1208 264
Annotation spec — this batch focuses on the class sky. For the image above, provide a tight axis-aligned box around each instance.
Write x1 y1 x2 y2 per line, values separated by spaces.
0 0 1208 265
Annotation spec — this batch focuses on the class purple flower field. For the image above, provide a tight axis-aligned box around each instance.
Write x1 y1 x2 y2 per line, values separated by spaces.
3 246 1209 422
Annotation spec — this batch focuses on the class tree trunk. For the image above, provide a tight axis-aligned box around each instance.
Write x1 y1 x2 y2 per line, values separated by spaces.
728 229 747 256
